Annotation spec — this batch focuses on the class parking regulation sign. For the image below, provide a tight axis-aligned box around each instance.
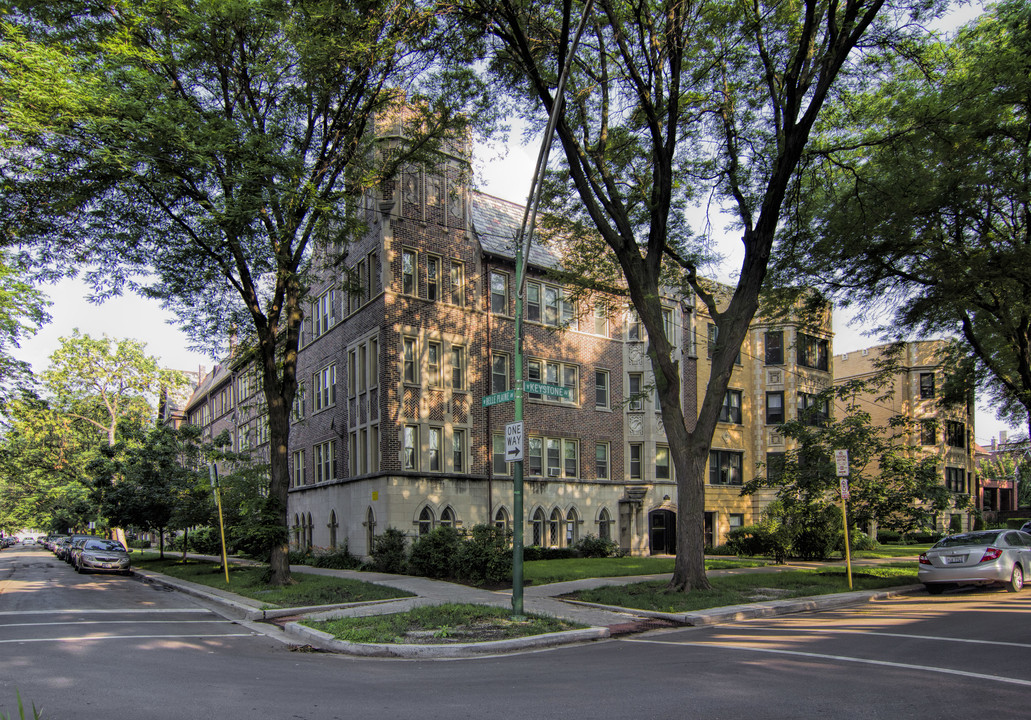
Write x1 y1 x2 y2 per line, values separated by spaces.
505 421 524 462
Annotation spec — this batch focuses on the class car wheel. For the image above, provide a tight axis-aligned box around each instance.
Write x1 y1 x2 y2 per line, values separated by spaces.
1007 565 1024 592
925 583 947 595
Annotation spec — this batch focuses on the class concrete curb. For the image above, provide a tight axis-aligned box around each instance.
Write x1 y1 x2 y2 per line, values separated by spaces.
558 584 925 626
134 569 412 621
283 621 610 658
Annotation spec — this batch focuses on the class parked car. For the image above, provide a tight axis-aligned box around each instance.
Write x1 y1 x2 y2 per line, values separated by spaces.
64 535 100 565
1021 521 1031 534
75 538 132 575
919 529 1031 594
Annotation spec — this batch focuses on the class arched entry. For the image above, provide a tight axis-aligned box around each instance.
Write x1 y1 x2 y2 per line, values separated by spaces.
649 509 677 555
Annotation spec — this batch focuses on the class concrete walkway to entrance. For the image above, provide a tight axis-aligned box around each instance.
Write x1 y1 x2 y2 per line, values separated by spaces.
133 555 921 657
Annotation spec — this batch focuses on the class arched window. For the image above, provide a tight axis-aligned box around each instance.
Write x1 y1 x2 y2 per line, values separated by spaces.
328 510 338 549
365 506 376 554
549 508 562 548
306 512 314 549
418 506 434 536
598 508 612 541
565 508 579 547
293 514 301 548
494 507 510 532
440 506 456 528
532 508 546 546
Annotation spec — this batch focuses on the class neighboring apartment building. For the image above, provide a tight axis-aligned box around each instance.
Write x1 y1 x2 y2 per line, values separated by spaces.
834 341 977 532
183 155 833 556
977 431 1024 517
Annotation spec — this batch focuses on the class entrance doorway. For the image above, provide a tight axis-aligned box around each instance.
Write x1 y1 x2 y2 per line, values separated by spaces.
649 509 677 555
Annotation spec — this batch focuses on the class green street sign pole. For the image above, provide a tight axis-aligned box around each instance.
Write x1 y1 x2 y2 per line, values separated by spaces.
511 241 526 619
508 0 593 620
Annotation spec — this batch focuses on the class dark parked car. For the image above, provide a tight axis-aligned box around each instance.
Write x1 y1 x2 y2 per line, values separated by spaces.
919 529 1031 593
63 535 101 565
75 539 132 575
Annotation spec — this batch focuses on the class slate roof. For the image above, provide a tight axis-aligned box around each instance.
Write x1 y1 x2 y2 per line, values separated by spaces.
470 191 564 270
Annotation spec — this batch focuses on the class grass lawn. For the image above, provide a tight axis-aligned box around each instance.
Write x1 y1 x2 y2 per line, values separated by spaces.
133 556 412 608
523 556 767 585
565 564 918 613
302 603 584 644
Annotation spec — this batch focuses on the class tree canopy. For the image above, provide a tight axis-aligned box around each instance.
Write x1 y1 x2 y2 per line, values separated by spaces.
776 0 1031 436
1 0 493 583
454 0 949 590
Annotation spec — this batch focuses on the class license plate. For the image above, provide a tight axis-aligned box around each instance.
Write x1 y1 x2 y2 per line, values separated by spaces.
945 555 965 564
101 563 113 568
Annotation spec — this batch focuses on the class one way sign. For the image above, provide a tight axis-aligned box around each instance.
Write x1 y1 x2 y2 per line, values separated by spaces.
505 421 524 462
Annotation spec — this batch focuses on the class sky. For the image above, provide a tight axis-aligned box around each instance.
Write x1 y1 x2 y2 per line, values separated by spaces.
16 1 1014 447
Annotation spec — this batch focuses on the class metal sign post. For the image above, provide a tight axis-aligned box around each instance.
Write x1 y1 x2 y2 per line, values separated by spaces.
209 464 230 585
835 449 853 589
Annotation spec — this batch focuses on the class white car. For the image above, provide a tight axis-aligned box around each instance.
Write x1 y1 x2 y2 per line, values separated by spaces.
919 530 1031 594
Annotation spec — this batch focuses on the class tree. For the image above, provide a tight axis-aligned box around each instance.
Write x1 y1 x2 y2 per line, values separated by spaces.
777 0 1031 438
453 0 947 590
745 378 957 553
0 254 49 404
2 1 491 584
44 331 184 447
0 392 106 534
93 423 212 559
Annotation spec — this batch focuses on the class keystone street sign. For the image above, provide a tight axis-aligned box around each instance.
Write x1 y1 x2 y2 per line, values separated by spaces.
482 389 516 407
523 381 571 399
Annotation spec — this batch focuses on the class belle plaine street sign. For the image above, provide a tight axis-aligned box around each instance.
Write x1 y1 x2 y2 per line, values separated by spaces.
482 382 570 407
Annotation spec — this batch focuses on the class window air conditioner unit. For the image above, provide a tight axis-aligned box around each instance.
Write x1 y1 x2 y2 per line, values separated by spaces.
548 468 562 477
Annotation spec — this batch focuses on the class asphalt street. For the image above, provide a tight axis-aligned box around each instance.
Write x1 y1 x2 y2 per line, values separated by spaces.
2 545 1029 720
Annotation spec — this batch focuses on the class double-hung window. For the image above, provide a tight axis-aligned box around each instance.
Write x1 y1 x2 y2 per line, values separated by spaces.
403 426 419 470
403 337 417 384
402 249 417 296
426 256 440 301
313 364 336 412
492 353 509 393
798 392 829 426
709 450 743 486
919 372 935 399
765 330 784 365
765 391 784 424
450 261 465 306
628 373 644 411
312 290 336 338
720 389 742 424
797 333 829 371
490 271 508 314
595 370 609 409
426 342 442 388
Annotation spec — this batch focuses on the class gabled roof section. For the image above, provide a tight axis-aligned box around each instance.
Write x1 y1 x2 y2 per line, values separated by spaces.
470 191 564 270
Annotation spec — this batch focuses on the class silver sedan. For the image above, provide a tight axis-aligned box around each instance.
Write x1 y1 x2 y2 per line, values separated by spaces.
919 529 1031 594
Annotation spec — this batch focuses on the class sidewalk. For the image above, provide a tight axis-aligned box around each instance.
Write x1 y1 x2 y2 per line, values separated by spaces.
134 556 921 658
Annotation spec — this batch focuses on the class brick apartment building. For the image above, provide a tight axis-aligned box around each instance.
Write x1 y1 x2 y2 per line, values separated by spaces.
834 341 978 532
184 153 836 557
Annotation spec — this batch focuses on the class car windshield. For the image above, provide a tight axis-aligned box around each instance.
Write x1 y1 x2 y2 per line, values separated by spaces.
84 540 124 551
934 531 1002 548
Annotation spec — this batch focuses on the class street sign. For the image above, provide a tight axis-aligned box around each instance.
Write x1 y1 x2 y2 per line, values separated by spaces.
523 381 570 399
482 389 516 407
505 421 524 462
840 477 850 500
834 449 849 477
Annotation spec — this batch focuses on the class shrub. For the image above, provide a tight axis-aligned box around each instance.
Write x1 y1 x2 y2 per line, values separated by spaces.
287 543 360 569
522 545 545 562
455 524 512 585
187 527 223 555
726 524 790 563
1006 517 1030 529
409 526 463 579
876 530 901 544
791 506 841 561
573 534 617 558
369 527 409 574
706 543 736 556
